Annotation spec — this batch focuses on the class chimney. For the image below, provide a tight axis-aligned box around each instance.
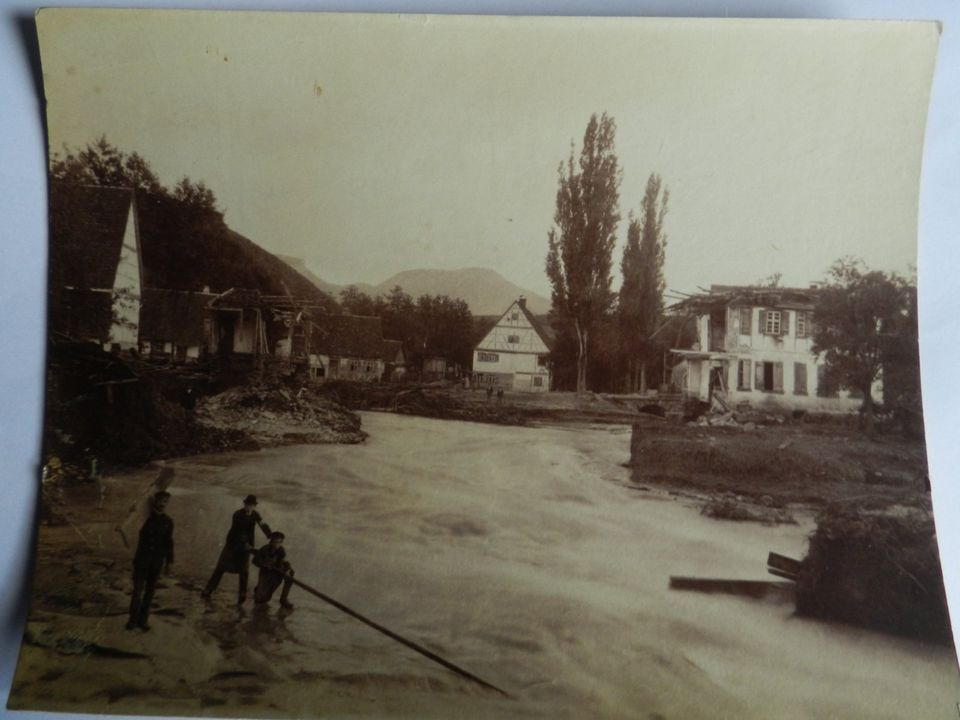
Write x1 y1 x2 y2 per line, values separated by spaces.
518 295 527 310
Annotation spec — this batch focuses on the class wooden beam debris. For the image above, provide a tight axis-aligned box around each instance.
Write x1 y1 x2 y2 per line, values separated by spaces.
766 552 801 582
283 573 512 698
668 576 794 600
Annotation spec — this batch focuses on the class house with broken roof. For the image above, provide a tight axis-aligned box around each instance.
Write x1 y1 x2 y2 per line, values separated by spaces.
49 183 143 351
206 288 329 368
309 314 387 382
138 288 218 361
670 285 879 411
472 296 552 392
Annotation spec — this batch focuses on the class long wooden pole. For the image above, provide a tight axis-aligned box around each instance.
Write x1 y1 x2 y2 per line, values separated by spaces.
282 573 511 698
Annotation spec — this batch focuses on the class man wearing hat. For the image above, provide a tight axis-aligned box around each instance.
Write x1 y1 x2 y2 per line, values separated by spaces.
127 490 174 631
202 494 272 605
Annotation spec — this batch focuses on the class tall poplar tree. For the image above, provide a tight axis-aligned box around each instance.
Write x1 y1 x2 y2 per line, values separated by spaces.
618 174 668 392
546 113 622 395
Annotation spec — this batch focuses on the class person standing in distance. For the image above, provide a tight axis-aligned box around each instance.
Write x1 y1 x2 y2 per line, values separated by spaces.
127 491 174 631
202 494 271 605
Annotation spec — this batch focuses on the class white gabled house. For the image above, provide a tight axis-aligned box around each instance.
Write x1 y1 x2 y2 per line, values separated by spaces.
670 285 880 412
472 296 552 392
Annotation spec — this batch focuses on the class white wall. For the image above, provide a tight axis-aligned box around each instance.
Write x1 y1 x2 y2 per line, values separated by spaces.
107 203 141 350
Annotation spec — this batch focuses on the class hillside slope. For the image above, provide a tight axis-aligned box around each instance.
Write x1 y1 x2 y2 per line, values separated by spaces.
131 193 337 309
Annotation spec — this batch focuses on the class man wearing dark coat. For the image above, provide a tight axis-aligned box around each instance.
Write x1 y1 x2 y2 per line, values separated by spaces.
202 494 271 604
252 531 295 609
127 491 174 631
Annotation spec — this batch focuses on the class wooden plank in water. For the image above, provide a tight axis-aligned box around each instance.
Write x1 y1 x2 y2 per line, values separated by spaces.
767 551 801 581
669 576 794 600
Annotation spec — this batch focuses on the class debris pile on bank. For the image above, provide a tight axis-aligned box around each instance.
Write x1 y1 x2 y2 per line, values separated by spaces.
46 337 253 471
795 506 953 644
390 387 527 425
316 381 528 426
700 494 796 525
196 384 367 445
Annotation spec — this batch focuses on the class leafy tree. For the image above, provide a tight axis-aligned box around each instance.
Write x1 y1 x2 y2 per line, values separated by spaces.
546 113 622 394
379 286 418 348
413 294 475 370
51 136 219 212
339 286 379 316
813 258 912 432
618 173 668 393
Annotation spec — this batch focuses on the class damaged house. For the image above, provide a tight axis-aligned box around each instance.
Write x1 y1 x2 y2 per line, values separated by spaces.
670 285 880 412
138 288 217 361
310 315 386 382
49 183 144 352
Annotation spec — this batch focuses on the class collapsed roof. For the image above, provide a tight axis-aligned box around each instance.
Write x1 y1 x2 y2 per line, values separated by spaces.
669 285 819 315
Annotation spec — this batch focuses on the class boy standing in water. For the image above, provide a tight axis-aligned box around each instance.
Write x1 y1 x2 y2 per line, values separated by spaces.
252 531 295 609
202 494 272 605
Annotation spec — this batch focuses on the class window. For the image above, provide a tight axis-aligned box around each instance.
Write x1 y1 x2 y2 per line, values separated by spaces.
737 359 752 390
763 310 782 336
739 307 752 336
511 312 519 321
796 311 811 338
794 363 807 395
537 354 549 367
754 361 783 392
507 335 520 344
533 376 543 387
478 352 499 363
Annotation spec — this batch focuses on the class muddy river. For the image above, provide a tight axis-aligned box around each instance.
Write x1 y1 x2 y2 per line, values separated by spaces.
16 412 960 718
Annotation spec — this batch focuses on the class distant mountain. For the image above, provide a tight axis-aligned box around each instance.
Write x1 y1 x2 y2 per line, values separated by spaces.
274 255 345 297
281 262 551 316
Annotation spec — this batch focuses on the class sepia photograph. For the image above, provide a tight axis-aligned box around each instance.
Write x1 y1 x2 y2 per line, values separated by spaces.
6 8 960 719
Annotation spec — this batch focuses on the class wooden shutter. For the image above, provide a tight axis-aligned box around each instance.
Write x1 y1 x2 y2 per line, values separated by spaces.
758 309 766 335
781 310 790 336
773 362 784 392
739 307 752 336
755 362 765 390
739 359 752 390
794 362 807 395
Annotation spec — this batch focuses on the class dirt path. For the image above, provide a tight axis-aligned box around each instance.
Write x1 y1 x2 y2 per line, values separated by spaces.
10 413 960 718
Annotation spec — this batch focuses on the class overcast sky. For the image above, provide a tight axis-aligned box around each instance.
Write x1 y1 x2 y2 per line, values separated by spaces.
38 10 938 297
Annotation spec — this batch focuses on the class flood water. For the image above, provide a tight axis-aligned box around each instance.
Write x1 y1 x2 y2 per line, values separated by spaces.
153 412 960 719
